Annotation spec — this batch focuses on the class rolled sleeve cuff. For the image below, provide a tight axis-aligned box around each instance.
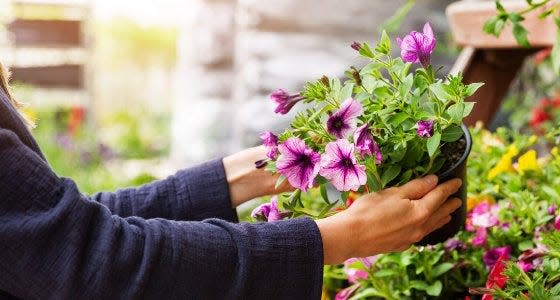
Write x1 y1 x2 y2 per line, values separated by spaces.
180 158 238 222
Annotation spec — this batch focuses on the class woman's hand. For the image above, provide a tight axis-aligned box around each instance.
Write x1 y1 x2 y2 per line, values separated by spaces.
316 175 462 264
223 146 293 208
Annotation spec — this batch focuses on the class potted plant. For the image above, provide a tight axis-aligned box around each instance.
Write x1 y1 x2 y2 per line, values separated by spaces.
255 22 482 245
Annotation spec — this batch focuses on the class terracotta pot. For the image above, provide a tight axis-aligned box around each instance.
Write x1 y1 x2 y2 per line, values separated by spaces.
417 123 472 245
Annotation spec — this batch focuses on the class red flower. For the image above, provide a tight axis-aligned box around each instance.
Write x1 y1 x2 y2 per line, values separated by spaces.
534 48 552 65
530 108 551 129
68 106 86 136
481 254 509 300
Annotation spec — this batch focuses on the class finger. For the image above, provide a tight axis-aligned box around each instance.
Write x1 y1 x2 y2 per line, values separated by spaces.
429 197 462 223
397 175 438 199
429 215 452 233
421 198 461 233
418 178 462 214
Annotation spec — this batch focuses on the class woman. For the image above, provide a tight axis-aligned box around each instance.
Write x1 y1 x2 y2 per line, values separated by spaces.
0 63 462 299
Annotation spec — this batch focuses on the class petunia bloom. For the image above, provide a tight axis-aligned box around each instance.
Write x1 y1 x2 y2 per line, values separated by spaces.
320 139 367 191
548 204 557 215
517 245 547 272
343 258 369 284
481 253 509 300
270 89 304 114
444 238 466 252
326 98 363 139
416 120 434 138
396 22 437 68
335 284 360 300
251 196 282 222
471 201 499 228
472 227 487 247
260 131 279 160
276 137 321 192
483 246 511 268
555 215 560 230
354 124 382 164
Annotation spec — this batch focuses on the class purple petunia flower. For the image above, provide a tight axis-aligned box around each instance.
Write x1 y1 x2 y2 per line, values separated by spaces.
335 284 360 300
517 245 547 272
326 98 363 139
548 204 558 215
251 196 282 222
320 139 367 191
343 258 369 284
260 131 279 160
555 215 560 230
270 89 304 115
444 238 466 252
396 22 437 68
276 137 322 192
354 124 383 164
472 227 487 247
416 120 434 138
483 246 511 268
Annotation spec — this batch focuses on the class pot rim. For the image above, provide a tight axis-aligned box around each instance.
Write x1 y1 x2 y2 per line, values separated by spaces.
438 123 472 180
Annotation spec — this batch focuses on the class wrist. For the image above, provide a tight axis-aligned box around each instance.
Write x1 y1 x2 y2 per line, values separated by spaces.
223 146 276 207
315 211 356 265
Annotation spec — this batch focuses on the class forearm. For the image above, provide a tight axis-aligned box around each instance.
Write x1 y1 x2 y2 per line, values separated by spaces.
91 159 237 222
223 146 290 208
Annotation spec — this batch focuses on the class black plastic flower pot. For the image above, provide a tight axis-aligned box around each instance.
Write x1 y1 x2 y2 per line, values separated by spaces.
417 123 472 246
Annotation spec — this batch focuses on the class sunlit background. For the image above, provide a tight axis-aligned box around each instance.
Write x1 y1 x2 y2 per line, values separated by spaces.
0 0 457 194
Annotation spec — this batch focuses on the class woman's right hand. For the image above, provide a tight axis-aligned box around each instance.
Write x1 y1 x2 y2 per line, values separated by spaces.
316 175 462 264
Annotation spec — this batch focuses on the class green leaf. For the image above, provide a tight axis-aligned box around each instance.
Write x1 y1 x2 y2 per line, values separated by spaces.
387 112 410 127
339 83 355 101
409 280 428 291
442 125 464 142
320 184 329 204
465 82 484 97
508 12 524 22
426 281 443 296
374 269 399 277
518 240 534 251
429 82 453 102
512 22 530 47
349 288 384 300
496 1 506 14
381 165 402 186
463 102 475 117
375 30 391 55
340 191 350 203
427 132 441 158
433 263 454 278
447 103 464 123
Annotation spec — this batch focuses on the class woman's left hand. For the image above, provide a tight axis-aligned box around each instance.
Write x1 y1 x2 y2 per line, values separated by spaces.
223 146 293 208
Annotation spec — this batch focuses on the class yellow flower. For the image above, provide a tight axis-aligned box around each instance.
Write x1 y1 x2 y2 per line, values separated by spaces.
467 195 495 212
552 147 559 159
517 150 539 175
487 145 518 180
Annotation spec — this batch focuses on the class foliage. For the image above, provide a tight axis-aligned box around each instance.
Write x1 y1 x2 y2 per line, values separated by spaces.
484 0 560 73
319 125 560 299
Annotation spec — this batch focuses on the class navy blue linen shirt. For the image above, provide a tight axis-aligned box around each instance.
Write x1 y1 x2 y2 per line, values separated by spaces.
0 89 323 299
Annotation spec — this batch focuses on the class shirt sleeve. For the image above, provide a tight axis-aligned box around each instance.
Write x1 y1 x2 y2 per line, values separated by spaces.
89 159 238 222
0 128 324 299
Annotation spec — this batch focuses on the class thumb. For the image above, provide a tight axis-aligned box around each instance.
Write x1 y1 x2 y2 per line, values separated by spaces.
397 175 438 199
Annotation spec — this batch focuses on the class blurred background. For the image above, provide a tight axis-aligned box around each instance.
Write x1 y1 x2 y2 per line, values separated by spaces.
0 0 459 194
